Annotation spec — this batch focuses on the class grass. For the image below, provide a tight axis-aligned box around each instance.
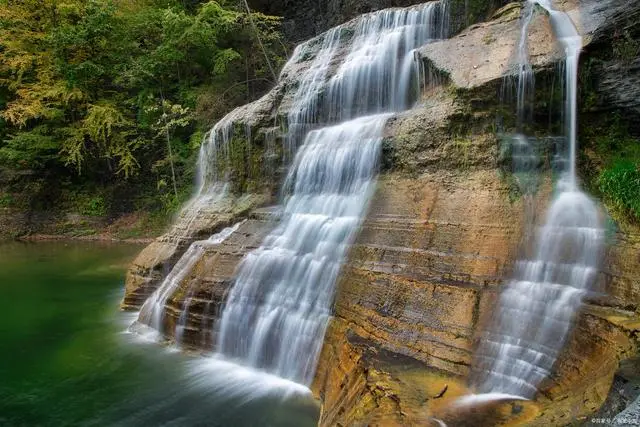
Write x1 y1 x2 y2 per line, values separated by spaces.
582 113 640 224
598 160 640 223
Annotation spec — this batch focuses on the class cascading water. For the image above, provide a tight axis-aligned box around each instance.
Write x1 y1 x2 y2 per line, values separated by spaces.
325 3 448 119
535 0 583 189
176 124 232 236
136 222 243 336
468 0 605 401
514 1 536 130
214 2 449 386
217 116 388 384
177 105 254 237
472 193 603 399
503 2 541 225
281 2 447 152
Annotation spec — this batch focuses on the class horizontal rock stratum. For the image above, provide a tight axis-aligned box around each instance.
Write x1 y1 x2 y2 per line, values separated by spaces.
123 1 640 425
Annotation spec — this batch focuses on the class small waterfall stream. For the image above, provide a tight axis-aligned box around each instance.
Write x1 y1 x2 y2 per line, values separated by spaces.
515 1 535 130
469 0 605 401
136 222 243 336
177 111 241 237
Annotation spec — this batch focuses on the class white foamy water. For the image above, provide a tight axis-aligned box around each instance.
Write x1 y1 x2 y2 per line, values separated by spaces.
453 392 529 408
474 190 604 398
187 356 313 402
176 98 265 238
281 1 447 151
325 2 447 119
216 115 389 384
469 0 605 401
515 1 536 129
535 0 583 189
134 222 243 335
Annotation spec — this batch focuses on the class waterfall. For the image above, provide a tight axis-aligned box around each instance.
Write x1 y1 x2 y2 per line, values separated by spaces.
473 192 603 399
135 222 243 336
469 0 605 401
214 2 448 385
281 2 447 153
130 0 449 389
515 1 536 130
535 0 583 190
217 115 388 384
176 97 267 238
325 2 448 119
176 116 235 237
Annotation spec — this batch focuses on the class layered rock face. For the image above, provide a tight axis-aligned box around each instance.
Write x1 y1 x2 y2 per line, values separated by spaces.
161 209 276 349
122 193 270 311
312 2 640 426
123 0 640 426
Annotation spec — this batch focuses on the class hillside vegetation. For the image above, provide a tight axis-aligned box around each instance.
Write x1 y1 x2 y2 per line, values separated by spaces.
0 0 284 231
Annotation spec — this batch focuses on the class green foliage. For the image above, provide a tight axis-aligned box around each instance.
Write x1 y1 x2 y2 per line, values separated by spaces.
591 114 640 163
0 126 59 169
0 0 286 216
452 137 472 170
580 57 598 111
78 195 108 217
598 160 640 222
582 113 640 224
0 192 13 207
448 0 505 31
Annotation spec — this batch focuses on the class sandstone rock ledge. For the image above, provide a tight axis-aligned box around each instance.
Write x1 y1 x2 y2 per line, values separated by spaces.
122 192 271 311
312 170 531 426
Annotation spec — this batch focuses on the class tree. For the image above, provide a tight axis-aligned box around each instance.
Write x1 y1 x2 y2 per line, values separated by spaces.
0 0 285 215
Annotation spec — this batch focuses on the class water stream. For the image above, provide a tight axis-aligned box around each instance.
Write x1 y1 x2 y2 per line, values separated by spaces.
469 0 605 401
515 1 536 130
0 242 318 427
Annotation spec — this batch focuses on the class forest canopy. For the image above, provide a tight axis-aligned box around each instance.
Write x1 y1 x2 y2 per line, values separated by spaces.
0 0 285 215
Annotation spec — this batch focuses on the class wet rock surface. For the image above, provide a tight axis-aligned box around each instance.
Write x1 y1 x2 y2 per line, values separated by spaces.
122 1 640 425
312 1 640 425
121 193 271 311
162 209 277 349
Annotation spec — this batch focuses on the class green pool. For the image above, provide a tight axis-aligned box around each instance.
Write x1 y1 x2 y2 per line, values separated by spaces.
0 241 318 427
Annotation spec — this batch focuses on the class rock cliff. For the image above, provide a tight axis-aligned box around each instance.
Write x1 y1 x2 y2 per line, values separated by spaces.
123 0 640 425
311 1 640 426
